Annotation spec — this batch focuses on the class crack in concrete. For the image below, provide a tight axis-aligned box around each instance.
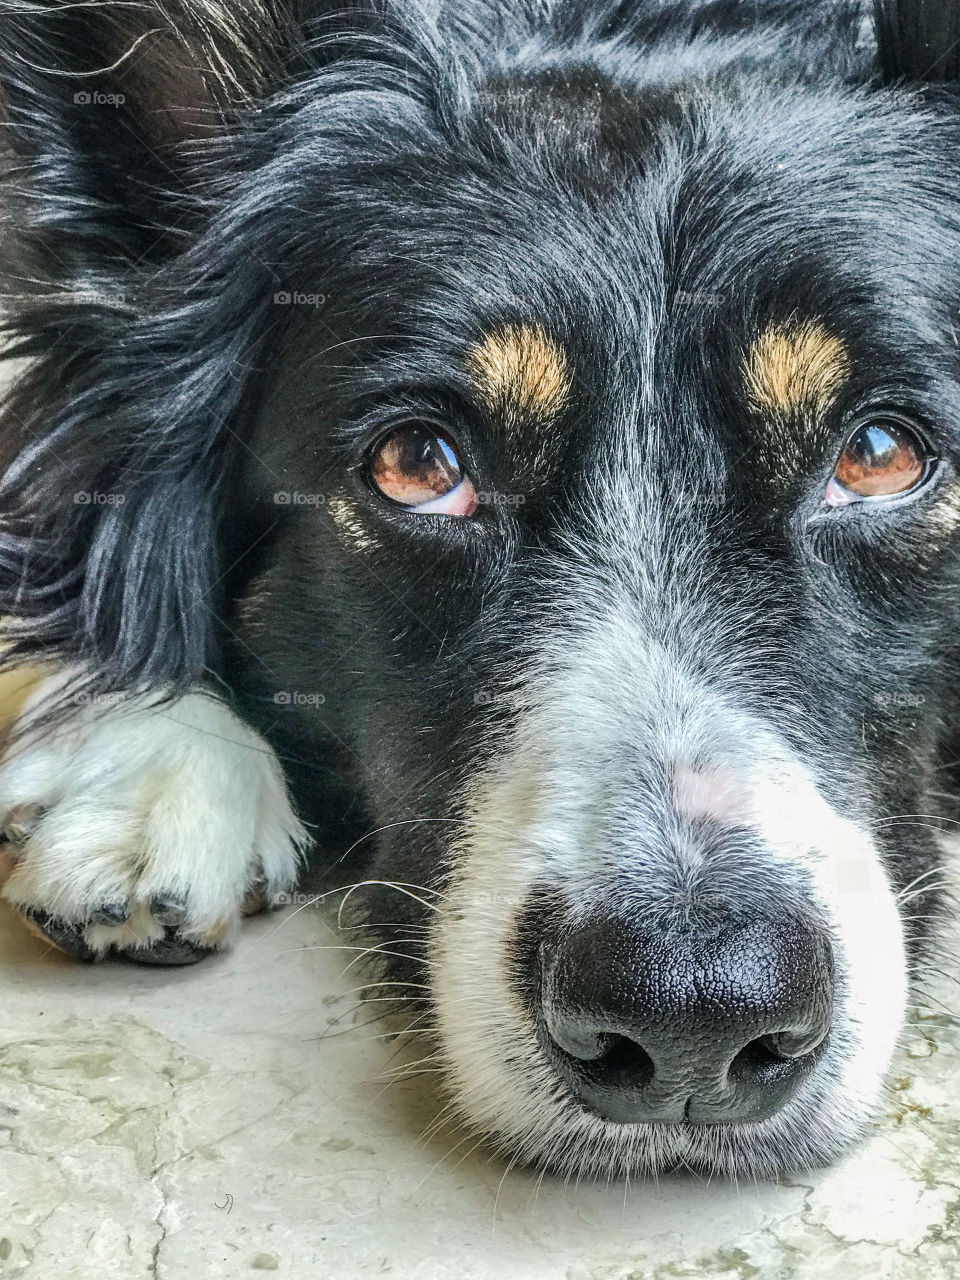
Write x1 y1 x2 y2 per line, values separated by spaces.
140 1071 317 1278
148 1170 170 1280
147 1063 174 1280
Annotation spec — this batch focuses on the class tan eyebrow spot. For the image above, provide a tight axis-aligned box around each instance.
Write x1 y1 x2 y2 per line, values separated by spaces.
744 321 850 418
467 323 571 421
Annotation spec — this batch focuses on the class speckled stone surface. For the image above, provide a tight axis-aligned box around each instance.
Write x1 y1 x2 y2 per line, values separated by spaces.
1 892 959 1280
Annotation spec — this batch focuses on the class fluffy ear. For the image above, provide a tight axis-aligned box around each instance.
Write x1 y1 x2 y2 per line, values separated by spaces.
0 0 294 264
873 0 960 85
0 1 310 701
0 0 437 708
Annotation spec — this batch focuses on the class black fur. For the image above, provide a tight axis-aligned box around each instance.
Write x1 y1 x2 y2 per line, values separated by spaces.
874 0 960 84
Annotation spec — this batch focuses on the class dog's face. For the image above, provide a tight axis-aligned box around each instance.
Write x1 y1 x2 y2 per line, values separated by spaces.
5 0 960 1180
235 67 960 1177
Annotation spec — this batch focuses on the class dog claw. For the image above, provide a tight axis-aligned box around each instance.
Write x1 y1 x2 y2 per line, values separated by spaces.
241 874 271 917
149 892 188 926
22 910 97 963
128 928 213 967
89 901 131 926
2 804 44 846
23 909 212 966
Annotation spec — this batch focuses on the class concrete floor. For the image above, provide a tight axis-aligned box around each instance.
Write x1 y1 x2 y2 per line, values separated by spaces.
2 891 959 1280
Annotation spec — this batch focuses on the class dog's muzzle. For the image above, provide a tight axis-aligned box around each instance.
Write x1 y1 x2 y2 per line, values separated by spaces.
537 912 834 1125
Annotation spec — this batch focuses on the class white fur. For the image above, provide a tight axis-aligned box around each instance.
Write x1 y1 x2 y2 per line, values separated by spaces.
0 674 307 955
748 761 907 1128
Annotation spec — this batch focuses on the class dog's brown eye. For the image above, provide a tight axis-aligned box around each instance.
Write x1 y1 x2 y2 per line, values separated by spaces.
368 425 478 516
826 419 932 506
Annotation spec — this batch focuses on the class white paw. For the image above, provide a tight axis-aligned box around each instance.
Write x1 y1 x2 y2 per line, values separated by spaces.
0 676 308 965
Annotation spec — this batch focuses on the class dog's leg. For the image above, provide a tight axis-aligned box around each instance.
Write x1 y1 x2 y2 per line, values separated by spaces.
0 672 306 965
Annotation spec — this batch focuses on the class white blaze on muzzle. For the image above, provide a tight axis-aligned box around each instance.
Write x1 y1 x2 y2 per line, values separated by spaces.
430 602 907 1176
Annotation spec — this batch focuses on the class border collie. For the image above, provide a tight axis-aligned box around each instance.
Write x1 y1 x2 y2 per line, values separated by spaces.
0 0 957 1181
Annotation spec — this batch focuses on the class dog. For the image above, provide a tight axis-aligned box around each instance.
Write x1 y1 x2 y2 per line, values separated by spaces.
0 0 957 1182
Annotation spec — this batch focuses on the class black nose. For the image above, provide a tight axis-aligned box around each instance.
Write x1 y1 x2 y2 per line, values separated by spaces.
539 916 833 1124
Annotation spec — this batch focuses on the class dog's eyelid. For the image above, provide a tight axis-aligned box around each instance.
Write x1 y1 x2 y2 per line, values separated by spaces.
338 387 483 460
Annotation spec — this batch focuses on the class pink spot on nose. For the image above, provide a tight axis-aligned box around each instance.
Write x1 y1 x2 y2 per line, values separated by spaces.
672 762 748 825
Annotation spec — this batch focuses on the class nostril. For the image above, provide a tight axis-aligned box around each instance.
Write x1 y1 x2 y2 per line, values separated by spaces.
729 1028 829 1104
549 1025 656 1091
589 1034 656 1090
546 1017 656 1087
547 1020 608 1062
735 1036 795 1074
762 1027 829 1059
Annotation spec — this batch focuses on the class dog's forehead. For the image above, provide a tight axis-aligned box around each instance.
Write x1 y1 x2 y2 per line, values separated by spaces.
444 72 946 330
453 304 854 495
427 92 949 480
299 75 958 494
